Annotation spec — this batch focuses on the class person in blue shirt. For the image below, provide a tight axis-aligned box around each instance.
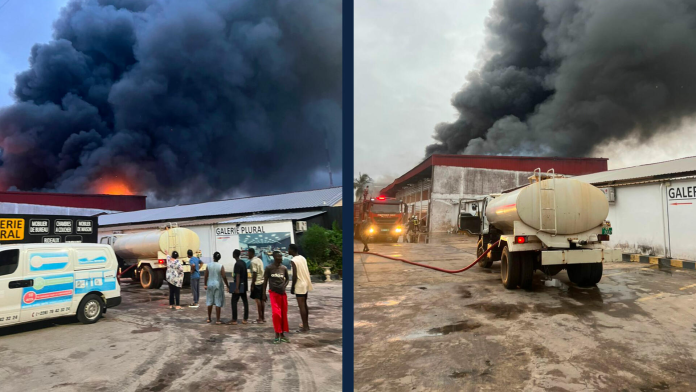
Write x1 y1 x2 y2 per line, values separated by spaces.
188 249 201 308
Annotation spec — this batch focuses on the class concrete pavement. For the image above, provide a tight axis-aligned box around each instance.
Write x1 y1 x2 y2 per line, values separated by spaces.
0 280 342 392
355 235 696 391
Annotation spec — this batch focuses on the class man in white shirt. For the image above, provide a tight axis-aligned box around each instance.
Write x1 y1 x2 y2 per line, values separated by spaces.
289 243 313 332
248 248 266 323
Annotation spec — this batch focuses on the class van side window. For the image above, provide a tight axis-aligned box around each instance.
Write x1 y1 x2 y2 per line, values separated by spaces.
0 249 20 276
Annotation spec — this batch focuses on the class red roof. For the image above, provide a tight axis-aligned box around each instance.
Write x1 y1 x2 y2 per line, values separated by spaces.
381 154 608 196
0 191 146 212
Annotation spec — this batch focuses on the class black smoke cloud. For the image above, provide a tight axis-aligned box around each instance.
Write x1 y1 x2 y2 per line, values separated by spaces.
427 0 696 158
0 0 341 206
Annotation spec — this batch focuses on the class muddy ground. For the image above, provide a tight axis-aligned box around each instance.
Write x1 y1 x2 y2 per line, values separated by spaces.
0 280 342 392
355 235 696 391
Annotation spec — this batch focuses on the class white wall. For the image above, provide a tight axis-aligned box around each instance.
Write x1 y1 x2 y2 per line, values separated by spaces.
604 179 696 260
666 179 696 260
605 183 667 256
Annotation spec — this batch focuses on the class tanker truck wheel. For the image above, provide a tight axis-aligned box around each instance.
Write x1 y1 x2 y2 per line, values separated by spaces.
519 252 535 290
477 240 493 268
500 247 521 289
567 263 603 287
140 265 158 289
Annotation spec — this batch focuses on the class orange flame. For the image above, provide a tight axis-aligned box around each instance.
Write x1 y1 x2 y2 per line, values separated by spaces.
96 179 134 195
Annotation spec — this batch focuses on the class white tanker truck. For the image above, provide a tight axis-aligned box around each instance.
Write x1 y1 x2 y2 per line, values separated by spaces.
99 224 204 289
475 169 622 289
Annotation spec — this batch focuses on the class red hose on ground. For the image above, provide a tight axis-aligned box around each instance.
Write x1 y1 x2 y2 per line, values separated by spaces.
355 240 501 274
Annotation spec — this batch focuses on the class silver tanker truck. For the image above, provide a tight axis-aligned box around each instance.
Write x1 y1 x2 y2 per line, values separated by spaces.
99 224 203 289
475 169 622 289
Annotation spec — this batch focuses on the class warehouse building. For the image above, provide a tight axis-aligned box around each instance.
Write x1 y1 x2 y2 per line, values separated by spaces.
380 155 608 234
97 187 343 264
0 192 146 244
0 190 146 212
574 156 696 261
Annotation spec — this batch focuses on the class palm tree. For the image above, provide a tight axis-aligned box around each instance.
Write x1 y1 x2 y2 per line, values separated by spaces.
354 173 372 201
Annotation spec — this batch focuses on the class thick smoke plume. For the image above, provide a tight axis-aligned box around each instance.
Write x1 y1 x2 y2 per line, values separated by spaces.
0 0 341 206
427 0 696 158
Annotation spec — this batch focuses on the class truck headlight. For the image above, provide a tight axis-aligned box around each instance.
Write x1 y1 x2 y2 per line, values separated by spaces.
395 227 402 233
368 227 374 233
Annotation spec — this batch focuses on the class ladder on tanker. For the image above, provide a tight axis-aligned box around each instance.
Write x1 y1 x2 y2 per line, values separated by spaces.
535 168 558 236
165 222 179 254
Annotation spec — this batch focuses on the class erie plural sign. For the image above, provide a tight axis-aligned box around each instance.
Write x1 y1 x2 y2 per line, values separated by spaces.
0 218 25 240
0 215 98 244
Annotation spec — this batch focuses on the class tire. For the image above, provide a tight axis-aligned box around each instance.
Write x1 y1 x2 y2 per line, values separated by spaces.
519 252 535 290
477 240 493 268
152 269 164 289
501 246 521 289
77 294 104 324
140 265 158 289
567 263 603 287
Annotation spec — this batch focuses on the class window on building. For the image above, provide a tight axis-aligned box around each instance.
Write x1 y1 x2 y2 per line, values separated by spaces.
0 249 19 276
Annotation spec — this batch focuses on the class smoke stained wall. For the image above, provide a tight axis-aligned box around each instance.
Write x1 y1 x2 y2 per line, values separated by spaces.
427 0 696 159
0 0 342 206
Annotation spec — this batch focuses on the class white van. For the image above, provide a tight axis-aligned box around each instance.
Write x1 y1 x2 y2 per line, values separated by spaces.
0 243 121 327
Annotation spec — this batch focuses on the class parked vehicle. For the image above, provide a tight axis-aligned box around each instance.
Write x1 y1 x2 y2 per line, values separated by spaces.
99 224 203 289
354 196 405 243
0 243 121 327
475 169 622 289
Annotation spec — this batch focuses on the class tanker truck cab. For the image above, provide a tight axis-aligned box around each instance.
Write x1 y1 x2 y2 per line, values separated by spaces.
476 169 622 289
0 243 121 328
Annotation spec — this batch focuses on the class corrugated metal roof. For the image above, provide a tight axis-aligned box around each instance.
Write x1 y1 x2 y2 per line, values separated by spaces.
0 202 117 216
97 217 235 232
99 187 342 226
573 156 696 185
219 211 325 224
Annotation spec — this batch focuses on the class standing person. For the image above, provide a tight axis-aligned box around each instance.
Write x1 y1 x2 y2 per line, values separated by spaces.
165 250 184 310
289 244 313 333
262 251 290 344
188 249 201 308
204 251 228 324
248 248 266 323
229 249 249 325
360 219 371 252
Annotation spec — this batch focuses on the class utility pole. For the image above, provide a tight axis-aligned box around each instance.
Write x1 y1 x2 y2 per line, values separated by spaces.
324 129 333 186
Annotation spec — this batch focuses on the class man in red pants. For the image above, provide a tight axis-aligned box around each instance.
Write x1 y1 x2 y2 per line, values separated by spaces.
262 251 290 344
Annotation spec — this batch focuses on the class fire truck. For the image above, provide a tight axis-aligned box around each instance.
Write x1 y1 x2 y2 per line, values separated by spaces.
353 196 405 243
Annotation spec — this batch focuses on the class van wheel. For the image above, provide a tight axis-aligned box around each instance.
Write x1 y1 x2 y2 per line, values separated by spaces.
501 247 521 289
140 265 157 289
477 240 493 268
77 294 104 324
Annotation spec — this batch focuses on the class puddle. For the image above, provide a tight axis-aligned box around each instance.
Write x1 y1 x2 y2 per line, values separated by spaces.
131 326 161 334
428 320 480 335
466 303 527 320
400 320 481 340
457 287 472 298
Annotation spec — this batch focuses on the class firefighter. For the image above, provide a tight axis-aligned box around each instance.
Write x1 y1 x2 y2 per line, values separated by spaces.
407 215 419 243
360 219 371 252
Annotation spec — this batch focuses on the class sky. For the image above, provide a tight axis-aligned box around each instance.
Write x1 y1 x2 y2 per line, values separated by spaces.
0 0 342 206
354 0 696 188
0 0 68 107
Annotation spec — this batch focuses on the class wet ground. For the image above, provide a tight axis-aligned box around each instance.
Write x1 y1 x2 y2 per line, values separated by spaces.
0 280 342 392
355 235 696 391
